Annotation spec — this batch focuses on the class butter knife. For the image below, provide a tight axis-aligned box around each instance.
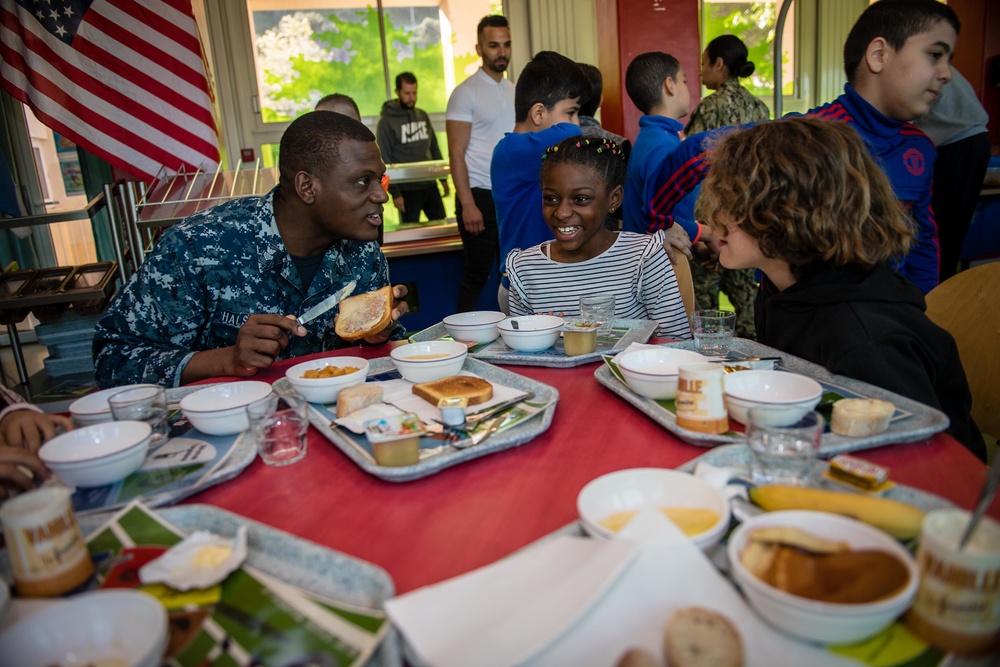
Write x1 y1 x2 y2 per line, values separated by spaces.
296 280 356 326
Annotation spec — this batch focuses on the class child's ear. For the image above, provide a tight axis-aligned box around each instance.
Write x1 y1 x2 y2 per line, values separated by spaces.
529 102 547 127
864 37 888 74
663 77 676 98
608 184 624 212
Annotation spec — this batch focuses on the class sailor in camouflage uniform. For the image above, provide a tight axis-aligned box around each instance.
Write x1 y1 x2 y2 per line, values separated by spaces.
685 35 770 339
93 112 408 388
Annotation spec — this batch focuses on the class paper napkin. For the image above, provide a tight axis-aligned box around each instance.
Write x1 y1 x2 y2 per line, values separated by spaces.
386 536 640 667
524 536 857 667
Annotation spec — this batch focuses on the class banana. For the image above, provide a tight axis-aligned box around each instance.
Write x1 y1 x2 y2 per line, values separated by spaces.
749 485 925 540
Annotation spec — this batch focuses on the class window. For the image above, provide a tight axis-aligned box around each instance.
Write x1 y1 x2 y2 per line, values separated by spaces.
700 0 803 113
207 1 498 168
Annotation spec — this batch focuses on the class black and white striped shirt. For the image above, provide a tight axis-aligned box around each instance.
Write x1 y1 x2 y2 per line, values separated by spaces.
506 231 691 338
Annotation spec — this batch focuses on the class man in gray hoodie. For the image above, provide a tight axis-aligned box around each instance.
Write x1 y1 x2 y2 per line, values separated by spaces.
376 72 450 223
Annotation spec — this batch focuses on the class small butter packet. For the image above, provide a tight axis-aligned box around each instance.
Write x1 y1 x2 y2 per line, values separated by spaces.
139 526 248 591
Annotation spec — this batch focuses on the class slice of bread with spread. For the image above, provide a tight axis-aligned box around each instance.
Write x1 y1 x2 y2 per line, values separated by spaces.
412 376 493 406
335 286 393 341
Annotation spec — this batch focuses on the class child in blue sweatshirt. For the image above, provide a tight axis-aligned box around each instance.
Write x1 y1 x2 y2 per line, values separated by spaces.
491 51 588 306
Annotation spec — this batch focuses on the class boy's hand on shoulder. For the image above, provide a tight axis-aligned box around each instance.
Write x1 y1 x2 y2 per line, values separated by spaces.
663 224 693 263
0 410 73 454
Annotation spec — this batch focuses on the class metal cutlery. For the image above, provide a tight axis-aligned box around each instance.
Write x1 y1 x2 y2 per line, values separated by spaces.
959 457 1000 550
449 414 506 449
433 392 534 432
296 280 356 326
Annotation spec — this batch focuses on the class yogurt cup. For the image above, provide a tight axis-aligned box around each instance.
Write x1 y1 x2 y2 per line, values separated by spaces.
562 321 599 357
364 413 424 467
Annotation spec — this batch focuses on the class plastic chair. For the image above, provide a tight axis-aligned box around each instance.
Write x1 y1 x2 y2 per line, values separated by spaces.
924 262 1000 440
672 252 696 316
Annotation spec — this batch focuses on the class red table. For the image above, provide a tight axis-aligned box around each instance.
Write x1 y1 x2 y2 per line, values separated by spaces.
188 344 997 595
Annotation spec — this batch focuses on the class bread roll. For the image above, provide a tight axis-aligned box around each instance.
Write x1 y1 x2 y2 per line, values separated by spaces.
664 607 743 667
830 398 894 437
336 384 384 418
335 286 393 341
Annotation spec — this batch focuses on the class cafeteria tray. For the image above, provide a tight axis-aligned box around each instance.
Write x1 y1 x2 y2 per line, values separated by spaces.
677 444 956 512
276 357 559 482
0 504 402 667
594 338 950 455
68 384 257 515
408 318 657 368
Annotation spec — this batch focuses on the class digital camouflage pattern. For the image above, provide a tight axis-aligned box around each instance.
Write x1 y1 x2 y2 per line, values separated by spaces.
93 187 402 388
691 264 758 339
684 78 770 135
686 77 769 339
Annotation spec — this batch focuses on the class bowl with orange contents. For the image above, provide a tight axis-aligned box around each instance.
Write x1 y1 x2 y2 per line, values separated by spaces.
285 357 370 404
576 468 730 551
727 510 918 644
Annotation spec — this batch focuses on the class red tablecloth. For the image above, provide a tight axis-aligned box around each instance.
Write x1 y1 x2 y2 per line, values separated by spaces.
187 345 996 595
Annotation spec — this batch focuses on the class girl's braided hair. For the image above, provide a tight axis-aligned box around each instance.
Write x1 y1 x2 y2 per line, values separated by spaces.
540 136 627 192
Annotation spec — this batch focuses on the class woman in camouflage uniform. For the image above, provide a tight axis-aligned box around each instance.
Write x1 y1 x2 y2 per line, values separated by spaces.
685 35 770 339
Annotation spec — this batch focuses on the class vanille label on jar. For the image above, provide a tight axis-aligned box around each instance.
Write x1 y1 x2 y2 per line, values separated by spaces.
675 363 729 434
0 487 94 597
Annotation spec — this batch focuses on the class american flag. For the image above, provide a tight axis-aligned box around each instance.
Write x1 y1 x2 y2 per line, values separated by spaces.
0 0 220 181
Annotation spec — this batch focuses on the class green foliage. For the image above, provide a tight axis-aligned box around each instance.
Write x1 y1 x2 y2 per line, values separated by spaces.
703 2 793 97
255 7 447 123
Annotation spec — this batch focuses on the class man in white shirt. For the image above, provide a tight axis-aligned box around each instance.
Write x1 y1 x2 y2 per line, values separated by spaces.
446 15 515 312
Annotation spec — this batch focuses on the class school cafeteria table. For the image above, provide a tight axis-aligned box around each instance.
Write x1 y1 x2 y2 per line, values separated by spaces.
187 343 997 595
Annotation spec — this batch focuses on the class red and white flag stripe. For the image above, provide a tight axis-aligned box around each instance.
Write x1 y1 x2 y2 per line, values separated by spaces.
0 0 220 182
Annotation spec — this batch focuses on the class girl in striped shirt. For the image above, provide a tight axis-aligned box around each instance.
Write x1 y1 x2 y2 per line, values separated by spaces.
506 137 690 339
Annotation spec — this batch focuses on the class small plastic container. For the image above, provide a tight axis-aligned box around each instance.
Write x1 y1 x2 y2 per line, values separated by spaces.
438 397 468 426
562 321 599 357
364 413 424 467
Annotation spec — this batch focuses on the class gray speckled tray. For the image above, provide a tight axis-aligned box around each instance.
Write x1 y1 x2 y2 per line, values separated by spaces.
594 338 950 455
161 384 257 501
408 319 657 367
277 357 559 482
677 444 956 511
0 504 401 667
67 384 257 516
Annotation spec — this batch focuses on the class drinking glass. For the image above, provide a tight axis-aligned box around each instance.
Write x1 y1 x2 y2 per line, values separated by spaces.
247 394 308 466
690 309 736 356
579 294 615 336
108 384 169 446
746 408 824 486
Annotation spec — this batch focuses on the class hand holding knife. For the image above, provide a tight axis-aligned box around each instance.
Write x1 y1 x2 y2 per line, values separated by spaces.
297 281 357 326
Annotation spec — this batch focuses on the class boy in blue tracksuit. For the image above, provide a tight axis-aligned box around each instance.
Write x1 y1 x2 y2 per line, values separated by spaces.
492 51 588 299
622 52 701 250
649 0 959 294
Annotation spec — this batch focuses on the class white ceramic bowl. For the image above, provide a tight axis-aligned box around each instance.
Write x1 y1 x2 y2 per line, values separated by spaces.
497 315 564 353
443 311 507 343
615 347 707 400
577 468 730 552
180 381 273 435
723 370 823 425
39 421 152 487
69 384 158 427
284 357 370 404
0 589 168 667
390 341 468 383
728 510 919 645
